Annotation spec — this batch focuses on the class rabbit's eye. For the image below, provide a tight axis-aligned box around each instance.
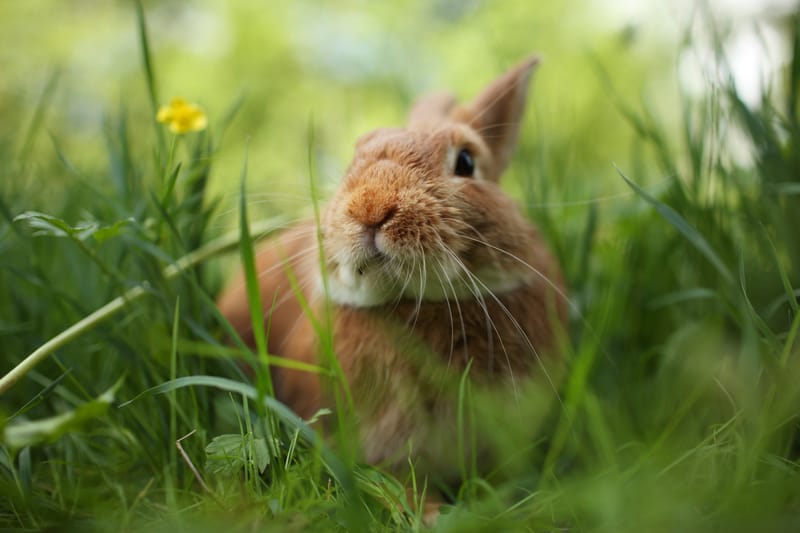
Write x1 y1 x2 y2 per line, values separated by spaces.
454 148 475 177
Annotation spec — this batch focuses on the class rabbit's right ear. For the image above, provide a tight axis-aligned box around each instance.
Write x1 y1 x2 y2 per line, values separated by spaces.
407 91 456 130
455 56 539 181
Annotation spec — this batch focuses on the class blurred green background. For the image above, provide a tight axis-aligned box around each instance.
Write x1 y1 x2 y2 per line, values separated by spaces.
1 0 685 215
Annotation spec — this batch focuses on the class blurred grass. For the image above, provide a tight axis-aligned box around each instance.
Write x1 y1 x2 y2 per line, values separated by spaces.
1 1 799 532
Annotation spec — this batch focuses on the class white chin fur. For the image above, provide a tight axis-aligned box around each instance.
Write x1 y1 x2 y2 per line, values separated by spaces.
324 266 394 307
321 263 531 308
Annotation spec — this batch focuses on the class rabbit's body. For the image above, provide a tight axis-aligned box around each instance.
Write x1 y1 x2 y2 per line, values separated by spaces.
218 56 566 479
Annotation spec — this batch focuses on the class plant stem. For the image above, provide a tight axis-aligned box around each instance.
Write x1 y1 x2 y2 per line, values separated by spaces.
0 216 287 395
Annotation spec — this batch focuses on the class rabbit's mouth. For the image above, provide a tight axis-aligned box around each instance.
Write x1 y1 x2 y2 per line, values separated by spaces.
354 255 385 278
324 257 396 307
354 241 388 276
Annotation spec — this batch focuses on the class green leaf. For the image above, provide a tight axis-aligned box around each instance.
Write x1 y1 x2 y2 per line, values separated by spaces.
91 218 134 243
14 211 132 243
14 211 79 238
307 407 332 425
253 436 270 473
205 433 271 475
2 378 123 451
205 434 245 474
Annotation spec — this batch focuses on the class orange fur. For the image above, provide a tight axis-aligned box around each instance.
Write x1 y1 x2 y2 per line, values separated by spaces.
217 55 567 479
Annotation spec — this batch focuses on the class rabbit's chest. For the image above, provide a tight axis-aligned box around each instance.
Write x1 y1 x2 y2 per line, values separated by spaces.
331 302 526 473
347 346 463 474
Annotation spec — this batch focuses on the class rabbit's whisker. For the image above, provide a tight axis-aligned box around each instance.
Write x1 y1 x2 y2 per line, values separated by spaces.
460 232 574 312
444 248 521 397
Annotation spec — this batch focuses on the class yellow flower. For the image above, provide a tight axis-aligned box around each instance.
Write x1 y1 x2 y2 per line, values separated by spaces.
156 97 208 134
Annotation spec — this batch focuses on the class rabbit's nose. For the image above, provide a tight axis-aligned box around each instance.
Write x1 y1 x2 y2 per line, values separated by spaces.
347 187 397 230
362 205 396 230
360 206 397 252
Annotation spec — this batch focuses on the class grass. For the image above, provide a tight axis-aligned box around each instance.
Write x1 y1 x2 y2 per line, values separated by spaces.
1 5 800 532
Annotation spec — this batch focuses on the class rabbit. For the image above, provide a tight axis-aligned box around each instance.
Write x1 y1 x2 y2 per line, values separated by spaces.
217 55 567 491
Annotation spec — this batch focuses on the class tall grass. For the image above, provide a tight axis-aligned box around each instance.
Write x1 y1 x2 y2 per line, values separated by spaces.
1 6 799 532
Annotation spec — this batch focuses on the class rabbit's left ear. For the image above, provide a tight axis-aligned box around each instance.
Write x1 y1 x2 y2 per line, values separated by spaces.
456 55 539 180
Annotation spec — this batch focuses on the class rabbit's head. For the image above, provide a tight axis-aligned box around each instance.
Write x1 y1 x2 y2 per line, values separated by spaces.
322 57 548 307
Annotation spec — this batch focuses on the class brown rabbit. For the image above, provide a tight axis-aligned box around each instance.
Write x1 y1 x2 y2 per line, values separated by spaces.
218 56 567 486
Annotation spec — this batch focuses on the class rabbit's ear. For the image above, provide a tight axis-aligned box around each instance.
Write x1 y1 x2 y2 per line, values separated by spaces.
407 91 456 129
456 56 539 181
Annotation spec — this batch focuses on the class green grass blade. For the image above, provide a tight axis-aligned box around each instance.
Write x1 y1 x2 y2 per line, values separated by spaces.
235 154 273 398
766 232 799 315
134 0 157 113
169 297 180 477
780 309 800 368
456 359 475 494
305 117 355 432
617 167 734 285
134 0 166 157
16 69 60 171
788 13 800 123
160 162 183 209
648 287 718 309
7 370 71 421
